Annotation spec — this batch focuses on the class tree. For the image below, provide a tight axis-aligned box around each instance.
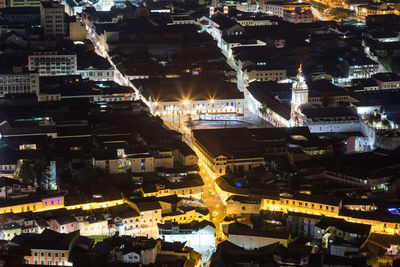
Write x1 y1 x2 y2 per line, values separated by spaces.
18 159 52 189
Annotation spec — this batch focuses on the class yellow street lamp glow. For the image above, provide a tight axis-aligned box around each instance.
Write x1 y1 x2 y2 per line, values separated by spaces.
182 100 190 105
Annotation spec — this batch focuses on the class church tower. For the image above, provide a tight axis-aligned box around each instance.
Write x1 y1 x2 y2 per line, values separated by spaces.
290 64 308 126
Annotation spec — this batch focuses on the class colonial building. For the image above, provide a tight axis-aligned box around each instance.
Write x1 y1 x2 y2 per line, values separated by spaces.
290 65 309 127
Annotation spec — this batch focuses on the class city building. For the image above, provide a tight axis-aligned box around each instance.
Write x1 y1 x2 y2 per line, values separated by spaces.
283 7 314 24
40 1 66 37
372 72 400 90
341 56 380 79
134 77 245 120
0 69 39 97
28 51 77 76
12 229 80 265
192 128 265 178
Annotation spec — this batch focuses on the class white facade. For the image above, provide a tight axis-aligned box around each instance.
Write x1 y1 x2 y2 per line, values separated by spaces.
0 72 39 97
151 99 244 119
307 121 362 133
121 251 141 264
122 209 162 239
78 220 108 236
245 88 290 127
77 67 115 82
291 66 309 126
28 52 77 76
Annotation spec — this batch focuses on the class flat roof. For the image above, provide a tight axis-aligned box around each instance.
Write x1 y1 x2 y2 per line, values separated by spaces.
133 77 244 102
193 128 262 159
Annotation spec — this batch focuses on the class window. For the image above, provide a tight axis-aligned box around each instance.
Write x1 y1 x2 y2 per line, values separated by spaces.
320 205 322 209
242 206 246 211
48 252 51 257
34 252 38 256
41 252 44 257
55 253 58 257
61 253 65 258
44 201 48 206
57 199 61 205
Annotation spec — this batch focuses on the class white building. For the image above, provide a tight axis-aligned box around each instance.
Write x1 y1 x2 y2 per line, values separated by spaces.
159 222 215 266
28 52 77 76
0 71 39 97
77 67 115 82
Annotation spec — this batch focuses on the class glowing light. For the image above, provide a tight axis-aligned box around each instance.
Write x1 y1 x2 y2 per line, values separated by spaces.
182 100 190 105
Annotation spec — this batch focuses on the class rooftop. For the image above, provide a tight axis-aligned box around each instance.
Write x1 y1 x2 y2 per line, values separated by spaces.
193 127 262 159
133 77 243 102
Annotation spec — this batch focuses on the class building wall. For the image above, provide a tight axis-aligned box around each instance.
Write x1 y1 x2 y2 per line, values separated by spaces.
9 0 40 7
27 250 70 266
228 234 289 249
0 228 21 240
78 220 108 236
306 121 361 133
77 69 114 82
162 226 215 265
245 69 287 82
65 199 124 210
123 209 162 239
40 2 66 37
162 209 209 224
142 185 204 200
49 220 78 234
131 157 155 173
28 53 77 76
226 200 261 215
152 99 244 118
0 72 39 97
376 80 400 90
0 196 64 214
121 251 141 263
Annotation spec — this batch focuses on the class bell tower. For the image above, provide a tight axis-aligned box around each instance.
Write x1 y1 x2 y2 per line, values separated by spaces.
291 64 308 126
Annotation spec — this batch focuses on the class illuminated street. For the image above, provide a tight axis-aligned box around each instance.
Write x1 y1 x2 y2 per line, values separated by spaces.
198 160 227 245
311 6 331 21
